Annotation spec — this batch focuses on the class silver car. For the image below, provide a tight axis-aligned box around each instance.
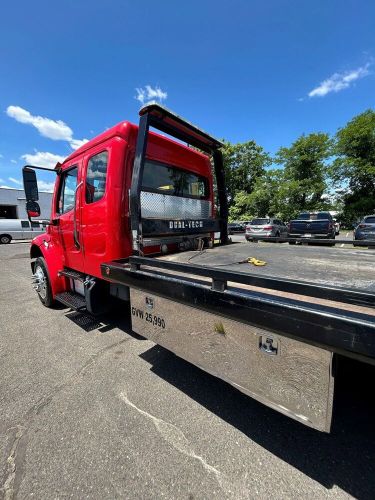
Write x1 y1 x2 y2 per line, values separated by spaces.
354 215 375 245
245 217 288 241
0 219 47 244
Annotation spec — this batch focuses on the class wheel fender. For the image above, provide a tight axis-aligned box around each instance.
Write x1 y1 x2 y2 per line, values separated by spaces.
30 234 66 297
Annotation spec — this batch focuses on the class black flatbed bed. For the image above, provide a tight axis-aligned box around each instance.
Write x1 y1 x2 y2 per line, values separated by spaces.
102 242 375 365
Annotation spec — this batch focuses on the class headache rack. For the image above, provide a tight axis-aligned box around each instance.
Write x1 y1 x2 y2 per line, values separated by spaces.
130 103 229 254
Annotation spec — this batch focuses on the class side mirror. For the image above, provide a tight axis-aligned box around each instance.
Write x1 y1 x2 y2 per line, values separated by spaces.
23 167 39 201
26 200 41 218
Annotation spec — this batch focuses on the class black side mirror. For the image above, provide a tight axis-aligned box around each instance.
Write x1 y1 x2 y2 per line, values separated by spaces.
26 200 41 218
23 167 39 201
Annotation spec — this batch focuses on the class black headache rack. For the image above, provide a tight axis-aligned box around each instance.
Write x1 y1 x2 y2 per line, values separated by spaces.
130 103 228 254
101 256 375 366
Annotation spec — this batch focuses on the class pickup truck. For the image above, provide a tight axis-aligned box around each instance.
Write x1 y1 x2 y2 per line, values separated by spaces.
288 211 336 245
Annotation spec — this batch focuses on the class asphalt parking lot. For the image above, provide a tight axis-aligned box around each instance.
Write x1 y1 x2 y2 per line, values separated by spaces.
1 242 375 499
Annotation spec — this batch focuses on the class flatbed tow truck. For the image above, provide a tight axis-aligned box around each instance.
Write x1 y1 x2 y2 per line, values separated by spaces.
23 104 375 433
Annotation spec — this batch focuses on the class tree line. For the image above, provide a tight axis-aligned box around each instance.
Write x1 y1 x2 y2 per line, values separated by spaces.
223 109 375 225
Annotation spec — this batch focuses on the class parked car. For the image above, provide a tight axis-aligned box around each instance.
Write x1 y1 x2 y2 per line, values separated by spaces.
288 211 335 245
0 219 47 244
245 218 288 241
353 215 375 246
228 222 245 234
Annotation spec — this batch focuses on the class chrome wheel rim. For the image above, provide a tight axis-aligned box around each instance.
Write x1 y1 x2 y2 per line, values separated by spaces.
33 265 47 299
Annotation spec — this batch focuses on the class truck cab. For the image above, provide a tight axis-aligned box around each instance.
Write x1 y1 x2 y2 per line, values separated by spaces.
23 104 227 310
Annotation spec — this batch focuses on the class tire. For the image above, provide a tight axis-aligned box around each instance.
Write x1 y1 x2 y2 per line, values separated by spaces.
0 234 12 244
288 241 296 245
33 257 54 307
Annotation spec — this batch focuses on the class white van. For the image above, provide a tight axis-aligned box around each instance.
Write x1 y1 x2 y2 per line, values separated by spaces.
0 219 47 244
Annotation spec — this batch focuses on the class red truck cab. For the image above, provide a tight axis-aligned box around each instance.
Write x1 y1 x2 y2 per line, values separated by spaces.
24 104 227 312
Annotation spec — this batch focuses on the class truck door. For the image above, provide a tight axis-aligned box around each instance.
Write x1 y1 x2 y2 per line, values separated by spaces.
55 163 85 272
79 147 110 276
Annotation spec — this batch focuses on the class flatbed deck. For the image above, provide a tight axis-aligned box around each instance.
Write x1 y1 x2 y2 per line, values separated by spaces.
160 241 375 292
102 242 375 365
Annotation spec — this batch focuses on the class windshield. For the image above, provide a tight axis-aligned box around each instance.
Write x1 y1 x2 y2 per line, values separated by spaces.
142 160 208 199
251 218 270 225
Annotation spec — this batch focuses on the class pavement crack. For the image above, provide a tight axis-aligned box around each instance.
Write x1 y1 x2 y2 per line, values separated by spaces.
30 338 132 417
119 391 242 496
0 338 131 498
0 425 26 500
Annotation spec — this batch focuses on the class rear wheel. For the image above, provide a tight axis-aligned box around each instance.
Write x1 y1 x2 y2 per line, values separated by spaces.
33 257 54 307
0 234 11 244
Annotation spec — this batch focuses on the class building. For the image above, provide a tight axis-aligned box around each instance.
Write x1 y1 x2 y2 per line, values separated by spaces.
0 187 52 220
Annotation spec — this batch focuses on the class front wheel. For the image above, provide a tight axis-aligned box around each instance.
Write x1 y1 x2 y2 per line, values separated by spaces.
33 257 54 307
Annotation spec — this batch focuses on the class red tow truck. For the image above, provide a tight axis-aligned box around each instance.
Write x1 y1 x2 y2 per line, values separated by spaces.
23 104 375 433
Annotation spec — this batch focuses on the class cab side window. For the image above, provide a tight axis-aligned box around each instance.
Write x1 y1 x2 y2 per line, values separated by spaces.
86 151 108 204
57 167 78 214
21 220 30 228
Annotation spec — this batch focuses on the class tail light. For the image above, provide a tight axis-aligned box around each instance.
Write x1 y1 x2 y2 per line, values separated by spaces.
328 222 333 230
359 224 367 228
263 225 273 230
287 223 291 231
246 225 252 231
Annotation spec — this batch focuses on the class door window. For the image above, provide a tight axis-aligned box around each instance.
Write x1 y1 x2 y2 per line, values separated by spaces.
86 151 108 204
21 220 30 228
31 221 40 228
57 167 78 214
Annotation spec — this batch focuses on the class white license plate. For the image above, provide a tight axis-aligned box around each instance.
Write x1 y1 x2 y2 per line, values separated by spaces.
302 234 312 238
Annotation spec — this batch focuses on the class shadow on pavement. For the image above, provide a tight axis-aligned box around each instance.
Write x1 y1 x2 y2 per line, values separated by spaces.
140 346 375 499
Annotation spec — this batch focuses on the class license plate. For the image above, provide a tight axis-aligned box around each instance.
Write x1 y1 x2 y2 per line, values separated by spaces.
302 234 312 238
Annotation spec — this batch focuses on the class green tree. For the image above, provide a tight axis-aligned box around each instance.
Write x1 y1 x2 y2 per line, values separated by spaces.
221 140 271 205
228 169 284 221
275 132 332 216
331 109 375 222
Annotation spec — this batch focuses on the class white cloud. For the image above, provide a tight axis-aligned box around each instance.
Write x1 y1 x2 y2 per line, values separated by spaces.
4 176 54 192
69 138 89 149
8 177 22 185
21 151 65 170
135 85 167 105
11 159 17 164
308 63 371 98
6 105 88 150
37 180 55 193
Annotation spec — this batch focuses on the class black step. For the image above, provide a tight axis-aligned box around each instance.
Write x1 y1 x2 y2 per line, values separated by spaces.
55 291 87 311
58 269 86 282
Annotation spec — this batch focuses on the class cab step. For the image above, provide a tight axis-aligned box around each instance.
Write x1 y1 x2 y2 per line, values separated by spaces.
58 269 86 282
55 291 87 311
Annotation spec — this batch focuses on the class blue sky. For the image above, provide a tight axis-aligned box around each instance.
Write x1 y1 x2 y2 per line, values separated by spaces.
0 0 374 191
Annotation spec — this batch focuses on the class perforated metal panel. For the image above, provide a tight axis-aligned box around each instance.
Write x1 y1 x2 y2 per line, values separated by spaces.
140 191 212 219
